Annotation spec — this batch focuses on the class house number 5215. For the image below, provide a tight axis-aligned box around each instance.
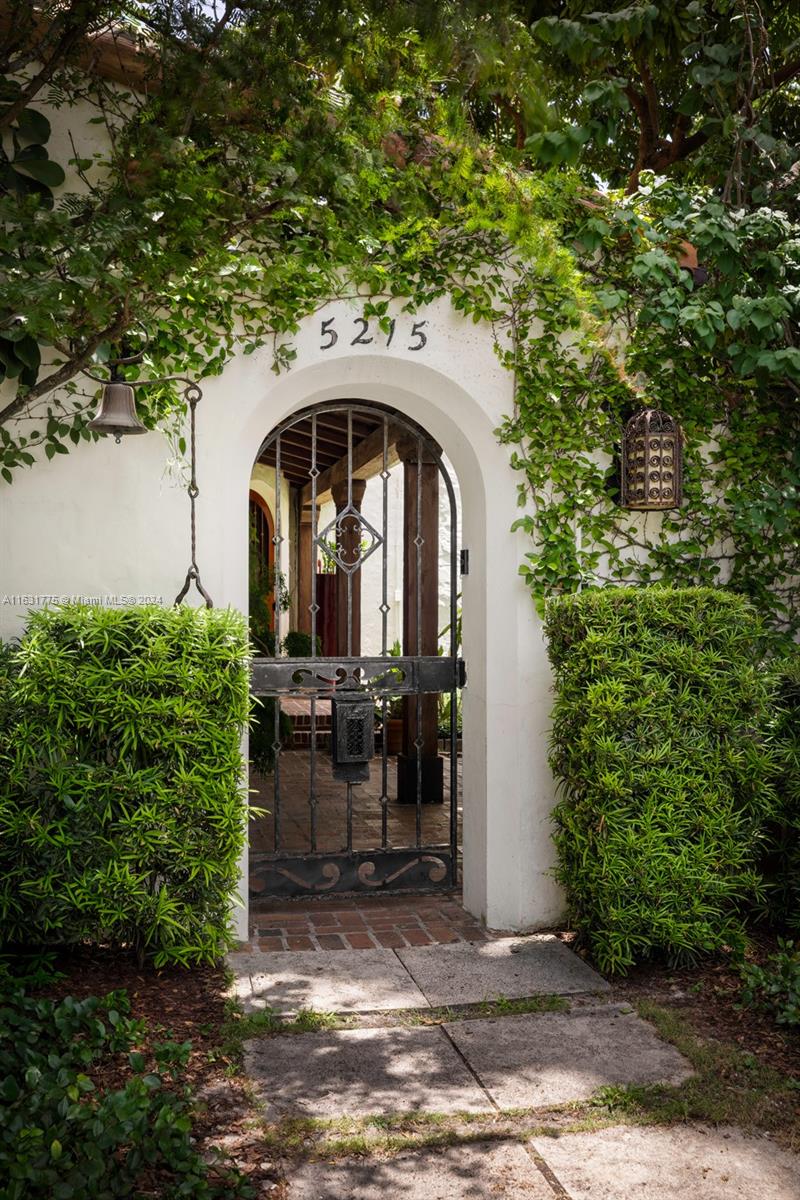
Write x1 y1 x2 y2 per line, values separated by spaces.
320 317 428 352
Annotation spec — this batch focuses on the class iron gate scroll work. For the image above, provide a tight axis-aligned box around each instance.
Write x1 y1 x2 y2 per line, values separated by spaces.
249 402 465 897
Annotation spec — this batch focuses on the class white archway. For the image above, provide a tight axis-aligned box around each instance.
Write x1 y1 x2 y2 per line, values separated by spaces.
197 343 564 939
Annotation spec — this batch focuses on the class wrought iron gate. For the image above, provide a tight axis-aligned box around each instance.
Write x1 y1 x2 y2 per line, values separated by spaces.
249 401 464 897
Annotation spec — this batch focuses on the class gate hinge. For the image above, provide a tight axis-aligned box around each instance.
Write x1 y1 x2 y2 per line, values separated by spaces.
457 658 467 688
460 548 469 576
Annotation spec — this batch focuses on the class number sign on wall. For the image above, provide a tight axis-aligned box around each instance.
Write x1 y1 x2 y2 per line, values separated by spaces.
320 317 428 352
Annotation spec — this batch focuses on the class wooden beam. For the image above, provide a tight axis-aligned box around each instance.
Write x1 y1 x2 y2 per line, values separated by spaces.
300 422 402 505
316 416 379 441
280 430 349 456
261 444 339 471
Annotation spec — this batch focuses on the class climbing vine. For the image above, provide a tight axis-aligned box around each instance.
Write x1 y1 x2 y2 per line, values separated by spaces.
495 176 800 638
1 5 798 637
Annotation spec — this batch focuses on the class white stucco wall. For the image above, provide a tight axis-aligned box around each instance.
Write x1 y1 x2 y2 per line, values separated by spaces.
1 294 564 938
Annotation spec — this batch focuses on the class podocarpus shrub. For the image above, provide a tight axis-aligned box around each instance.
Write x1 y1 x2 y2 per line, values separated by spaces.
545 587 779 975
762 653 800 930
0 605 250 966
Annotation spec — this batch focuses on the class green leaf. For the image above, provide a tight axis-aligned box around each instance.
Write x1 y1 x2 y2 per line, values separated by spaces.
12 157 65 187
15 108 51 143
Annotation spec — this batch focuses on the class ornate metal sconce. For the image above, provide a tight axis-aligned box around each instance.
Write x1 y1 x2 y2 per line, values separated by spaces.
621 407 683 511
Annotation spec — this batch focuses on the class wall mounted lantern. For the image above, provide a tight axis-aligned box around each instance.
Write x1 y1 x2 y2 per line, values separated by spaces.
620 407 683 511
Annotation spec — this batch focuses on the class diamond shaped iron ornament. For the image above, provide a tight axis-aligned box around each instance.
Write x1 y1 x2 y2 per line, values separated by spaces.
315 504 384 575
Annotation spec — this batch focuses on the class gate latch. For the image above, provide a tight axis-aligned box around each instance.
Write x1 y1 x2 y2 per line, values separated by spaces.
331 692 375 782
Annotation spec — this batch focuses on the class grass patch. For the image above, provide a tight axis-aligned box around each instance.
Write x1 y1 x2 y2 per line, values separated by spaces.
585 1001 800 1151
381 995 569 1026
218 992 570 1058
217 1004 350 1065
256 1110 574 1160
478 995 570 1017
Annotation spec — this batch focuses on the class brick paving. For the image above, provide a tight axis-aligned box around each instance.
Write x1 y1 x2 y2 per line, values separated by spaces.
247 892 495 951
250 750 461 855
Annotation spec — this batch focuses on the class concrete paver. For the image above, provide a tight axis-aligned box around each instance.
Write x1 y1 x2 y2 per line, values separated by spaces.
288 1142 553 1198
228 948 429 1014
530 1124 800 1199
445 1007 692 1108
245 1025 491 1119
397 935 610 1006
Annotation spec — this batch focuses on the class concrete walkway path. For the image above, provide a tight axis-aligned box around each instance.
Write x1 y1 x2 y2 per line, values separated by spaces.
227 933 799 1199
230 934 608 1014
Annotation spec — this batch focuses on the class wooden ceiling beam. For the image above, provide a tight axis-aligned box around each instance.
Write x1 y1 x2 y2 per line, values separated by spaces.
300 422 402 505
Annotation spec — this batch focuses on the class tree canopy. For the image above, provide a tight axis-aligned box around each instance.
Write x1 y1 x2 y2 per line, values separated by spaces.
1 1 799 632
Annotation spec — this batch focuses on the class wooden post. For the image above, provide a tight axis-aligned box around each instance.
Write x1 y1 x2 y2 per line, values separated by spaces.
330 478 367 657
297 504 318 637
397 437 443 804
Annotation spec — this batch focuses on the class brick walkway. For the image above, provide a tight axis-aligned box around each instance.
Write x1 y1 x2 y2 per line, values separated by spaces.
250 750 461 855
248 892 493 952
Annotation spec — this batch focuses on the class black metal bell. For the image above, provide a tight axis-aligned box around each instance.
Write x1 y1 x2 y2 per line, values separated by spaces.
87 382 148 443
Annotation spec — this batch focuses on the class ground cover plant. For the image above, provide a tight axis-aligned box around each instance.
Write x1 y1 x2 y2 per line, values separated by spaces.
0 983 252 1200
739 940 800 1029
0 604 250 966
545 586 780 975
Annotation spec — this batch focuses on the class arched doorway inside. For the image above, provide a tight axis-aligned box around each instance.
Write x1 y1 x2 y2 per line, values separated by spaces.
248 489 276 655
247 399 464 898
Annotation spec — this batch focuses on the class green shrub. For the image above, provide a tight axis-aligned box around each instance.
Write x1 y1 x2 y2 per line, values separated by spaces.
249 697 294 775
762 654 800 930
0 640 19 743
545 587 779 975
0 604 250 966
0 983 251 1200
281 630 321 657
739 940 800 1028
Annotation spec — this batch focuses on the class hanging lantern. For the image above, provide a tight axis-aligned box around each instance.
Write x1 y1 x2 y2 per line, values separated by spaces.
87 381 148 443
621 407 683 510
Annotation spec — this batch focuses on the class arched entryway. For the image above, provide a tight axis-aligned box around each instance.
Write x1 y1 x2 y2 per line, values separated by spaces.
217 324 565 939
247 400 464 899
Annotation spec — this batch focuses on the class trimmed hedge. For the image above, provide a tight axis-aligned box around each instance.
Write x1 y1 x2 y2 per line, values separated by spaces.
763 654 800 931
545 587 779 974
0 605 250 966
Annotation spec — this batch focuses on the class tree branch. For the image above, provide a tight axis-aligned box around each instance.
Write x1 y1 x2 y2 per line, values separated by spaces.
492 93 526 150
0 313 128 426
0 1 110 134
